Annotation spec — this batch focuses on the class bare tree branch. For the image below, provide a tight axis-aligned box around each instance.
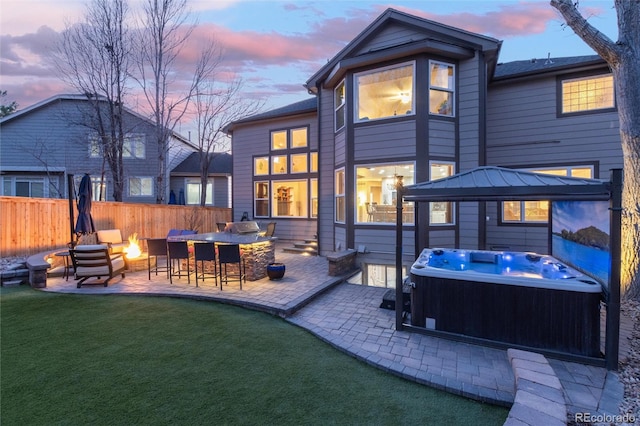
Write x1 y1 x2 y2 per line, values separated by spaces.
53 0 132 201
550 0 621 65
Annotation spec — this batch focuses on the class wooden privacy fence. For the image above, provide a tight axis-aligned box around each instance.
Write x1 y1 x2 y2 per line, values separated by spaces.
0 196 231 257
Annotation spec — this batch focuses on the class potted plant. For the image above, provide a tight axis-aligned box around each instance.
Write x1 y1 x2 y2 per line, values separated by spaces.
266 262 285 280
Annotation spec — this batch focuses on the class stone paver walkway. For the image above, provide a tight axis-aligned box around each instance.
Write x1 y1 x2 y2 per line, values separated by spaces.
42 247 630 420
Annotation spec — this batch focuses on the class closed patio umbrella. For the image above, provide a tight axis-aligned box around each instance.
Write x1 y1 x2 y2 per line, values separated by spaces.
75 174 96 236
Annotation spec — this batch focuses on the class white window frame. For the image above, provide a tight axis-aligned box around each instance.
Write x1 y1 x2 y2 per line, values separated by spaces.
272 179 309 218
365 263 408 288
254 181 270 218
254 156 269 176
335 80 346 132
335 168 345 223
291 127 308 148
185 178 213 205
2 176 47 197
354 61 415 123
123 134 146 159
270 130 287 150
501 165 594 224
91 177 107 201
429 60 455 117
561 74 614 114
355 162 415 225
128 177 153 197
89 133 146 159
429 161 456 225
290 153 308 174
310 178 318 219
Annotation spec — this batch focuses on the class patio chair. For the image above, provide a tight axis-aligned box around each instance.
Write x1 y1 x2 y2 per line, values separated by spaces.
96 229 127 253
193 242 218 287
217 244 245 290
262 222 276 237
147 238 169 280
167 241 191 284
69 244 126 288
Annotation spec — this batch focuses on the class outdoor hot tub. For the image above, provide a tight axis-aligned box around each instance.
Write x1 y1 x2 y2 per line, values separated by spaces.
409 248 603 357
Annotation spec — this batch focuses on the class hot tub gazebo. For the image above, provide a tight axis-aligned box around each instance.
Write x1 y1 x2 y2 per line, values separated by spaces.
394 166 622 369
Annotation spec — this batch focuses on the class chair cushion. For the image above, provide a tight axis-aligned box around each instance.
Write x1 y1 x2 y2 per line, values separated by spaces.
74 244 109 251
97 229 123 244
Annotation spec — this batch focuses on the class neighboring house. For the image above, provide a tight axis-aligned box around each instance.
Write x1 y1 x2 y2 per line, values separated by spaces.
169 152 232 207
229 8 622 287
0 94 196 203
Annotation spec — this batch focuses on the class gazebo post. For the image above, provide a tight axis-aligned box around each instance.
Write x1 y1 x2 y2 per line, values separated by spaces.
605 168 623 370
395 175 404 331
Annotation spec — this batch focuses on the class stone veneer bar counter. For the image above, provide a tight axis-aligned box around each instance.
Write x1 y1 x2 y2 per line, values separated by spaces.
168 232 276 281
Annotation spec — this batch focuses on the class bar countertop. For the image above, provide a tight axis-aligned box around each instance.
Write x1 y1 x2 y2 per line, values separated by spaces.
168 232 272 244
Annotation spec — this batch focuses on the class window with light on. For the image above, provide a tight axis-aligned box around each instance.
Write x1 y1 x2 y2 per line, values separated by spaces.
355 62 414 122
429 61 455 117
429 162 455 225
502 166 593 223
562 74 614 114
355 163 414 224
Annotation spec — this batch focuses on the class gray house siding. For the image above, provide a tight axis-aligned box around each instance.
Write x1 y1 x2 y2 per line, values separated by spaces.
354 121 416 160
428 121 456 157
354 23 429 56
318 87 339 253
485 68 622 253
452 54 484 250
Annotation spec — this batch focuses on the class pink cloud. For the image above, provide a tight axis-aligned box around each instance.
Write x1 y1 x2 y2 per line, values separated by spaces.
392 2 603 38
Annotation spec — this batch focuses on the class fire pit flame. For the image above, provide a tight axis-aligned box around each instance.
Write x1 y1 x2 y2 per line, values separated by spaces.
125 233 142 259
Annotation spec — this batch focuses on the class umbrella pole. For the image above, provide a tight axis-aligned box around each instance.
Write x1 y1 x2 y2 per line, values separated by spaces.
67 174 75 246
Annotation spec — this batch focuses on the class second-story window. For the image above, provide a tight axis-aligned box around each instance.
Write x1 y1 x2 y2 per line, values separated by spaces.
429 61 455 117
89 133 145 159
355 62 415 122
561 74 614 114
335 80 346 132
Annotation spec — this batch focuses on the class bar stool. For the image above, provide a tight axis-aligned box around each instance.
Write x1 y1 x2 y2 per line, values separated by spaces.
147 238 169 280
217 244 245 290
167 241 191 284
193 242 218 287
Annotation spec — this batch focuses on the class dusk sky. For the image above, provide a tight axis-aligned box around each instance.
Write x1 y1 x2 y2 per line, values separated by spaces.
1 0 619 131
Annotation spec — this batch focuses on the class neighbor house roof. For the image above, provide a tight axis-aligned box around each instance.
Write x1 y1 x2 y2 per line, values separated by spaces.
171 152 232 175
0 93 194 147
493 55 606 81
403 166 611 202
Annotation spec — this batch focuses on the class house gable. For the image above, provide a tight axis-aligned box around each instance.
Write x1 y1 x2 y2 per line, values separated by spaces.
306 8 501 91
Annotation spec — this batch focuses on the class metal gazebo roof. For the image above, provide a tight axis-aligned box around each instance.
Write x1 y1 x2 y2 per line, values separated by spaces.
403 166 611 202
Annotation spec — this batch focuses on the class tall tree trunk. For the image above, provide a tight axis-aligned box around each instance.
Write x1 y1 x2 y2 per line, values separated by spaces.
551 0 640 300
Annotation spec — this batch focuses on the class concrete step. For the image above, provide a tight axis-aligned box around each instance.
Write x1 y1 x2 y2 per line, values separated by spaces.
282 238 318 256
282 246 318 255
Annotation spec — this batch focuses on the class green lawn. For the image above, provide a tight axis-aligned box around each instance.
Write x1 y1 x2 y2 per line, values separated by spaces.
1 286 508 425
